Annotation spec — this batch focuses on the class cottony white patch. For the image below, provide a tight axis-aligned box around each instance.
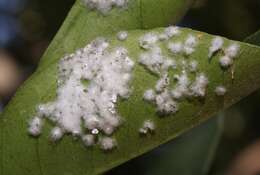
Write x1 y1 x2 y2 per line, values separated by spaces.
183 34 197 55
99 137 117 150
139 46 162 73
209 37 224 58
139 47 170 74
219 56 233 68
30 38 134 149
183 46 195 55
168 42 183 54
28 117 43 137
164 26 180 38
82 134 95 147
185 35 197 47
50 127 64 141
189 60 198 72
158 33 169 41
215 86 227 96
156 90 178 114
225 43 240 58
155 74 170 92
117 31 128 41
143 89 156 101
171 72 190 99
139 120 155 134
190 73 209 97
139 37 183 115
83 0 128 14
139 33 159 50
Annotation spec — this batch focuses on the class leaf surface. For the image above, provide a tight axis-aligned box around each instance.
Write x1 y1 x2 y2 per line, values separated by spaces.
1 27 260 175
107 114 224 175
2 1 260 175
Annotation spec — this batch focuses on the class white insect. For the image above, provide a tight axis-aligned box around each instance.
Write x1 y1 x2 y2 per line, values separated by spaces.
143 89 156 101
99 137 117 150
208 37 224 58
190 73 209 97
117 31 128 41
183 34 197 55
139 120 155 134
156 90 178 114
225 43 240 58
215 86 227 96
28 117 43 137
139 33 159 50
50 127 64 141
219 56 233 68
82 0 128 14
82 134 95 147
164 26 180 38
168 42 183 54
155 74 170 92
171 72 190 100
185 35 197 48
139 46 165 74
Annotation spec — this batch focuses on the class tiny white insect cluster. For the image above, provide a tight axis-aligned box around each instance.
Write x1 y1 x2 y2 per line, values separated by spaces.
117 31 128 41
215 85 227 96
208 37 224 58
208 36 240 68
82 0 128 14
139 120 155 135
28 38 135 151
168 34 198 56
28 26 241 151
139 26 210 116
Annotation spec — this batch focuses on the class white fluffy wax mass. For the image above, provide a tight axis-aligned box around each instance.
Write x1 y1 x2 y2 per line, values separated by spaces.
225 43 240 58
215 86 227 96
168 42 183 54
139 33 159 50
164 26 180 38
208 37 224 58
139 120 155 135
143 89 156 101
30 38 135 150
171 72 190 99
28 116 43 137
183 34 197 55
190 73 209 97
117 31 128 41
99 137 117 150
82 134 95 147
83 0 128 14
219 56 233 68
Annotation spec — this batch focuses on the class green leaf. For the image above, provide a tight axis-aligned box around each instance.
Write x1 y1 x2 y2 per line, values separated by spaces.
209 30 260 174
113 30 260 175
1 26 260 175
38 0 194 69
245 30 260 45
143 115 224 175
108 114 224 175
0 1 196 174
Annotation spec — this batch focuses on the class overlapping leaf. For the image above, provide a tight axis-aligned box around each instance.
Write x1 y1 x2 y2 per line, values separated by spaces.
1 1 260 175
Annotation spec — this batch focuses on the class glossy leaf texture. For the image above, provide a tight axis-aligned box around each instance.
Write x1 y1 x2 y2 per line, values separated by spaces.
0 0 197 174
1 26 260 175
38 0 194 69
107 114 224 175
